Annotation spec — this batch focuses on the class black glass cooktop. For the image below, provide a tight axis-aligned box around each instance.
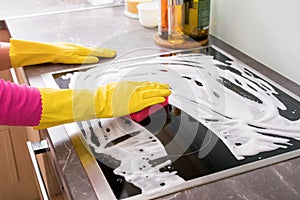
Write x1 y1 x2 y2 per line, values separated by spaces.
51 46 300 199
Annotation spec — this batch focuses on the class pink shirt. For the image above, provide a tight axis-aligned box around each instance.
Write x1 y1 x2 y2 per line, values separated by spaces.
0 79 42 126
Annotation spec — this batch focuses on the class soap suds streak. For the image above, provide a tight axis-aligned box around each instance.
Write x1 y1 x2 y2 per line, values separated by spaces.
65 48 300 193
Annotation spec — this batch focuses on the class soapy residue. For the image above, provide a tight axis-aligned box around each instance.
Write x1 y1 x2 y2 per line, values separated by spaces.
77 117 185 194
66 48 300 194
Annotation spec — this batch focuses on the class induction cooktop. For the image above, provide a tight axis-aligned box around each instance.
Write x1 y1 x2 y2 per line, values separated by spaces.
42 45 300 200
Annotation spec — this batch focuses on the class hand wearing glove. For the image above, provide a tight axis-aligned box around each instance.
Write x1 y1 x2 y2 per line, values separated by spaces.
9 39 116 68
94 81 171 118
37 81 171 129
0 80 171 129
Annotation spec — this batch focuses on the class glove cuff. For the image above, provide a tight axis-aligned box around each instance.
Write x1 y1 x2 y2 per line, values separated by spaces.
36 88 97 129
10 39 54 68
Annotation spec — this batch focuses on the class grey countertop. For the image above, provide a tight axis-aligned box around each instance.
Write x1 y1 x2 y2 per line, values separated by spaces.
5 5 300 200
0 0 120 20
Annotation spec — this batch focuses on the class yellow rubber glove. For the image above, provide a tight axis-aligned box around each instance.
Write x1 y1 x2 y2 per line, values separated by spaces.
36 81 171 129
9 39 116 68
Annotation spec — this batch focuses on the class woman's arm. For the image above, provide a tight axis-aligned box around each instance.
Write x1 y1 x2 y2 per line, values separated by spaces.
0 79 42 126
0 42 11 71
0 79 171 129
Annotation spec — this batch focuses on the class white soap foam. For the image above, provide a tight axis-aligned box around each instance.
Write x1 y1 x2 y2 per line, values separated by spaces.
79 117 185 194
67 50 300 192
69 52 300 159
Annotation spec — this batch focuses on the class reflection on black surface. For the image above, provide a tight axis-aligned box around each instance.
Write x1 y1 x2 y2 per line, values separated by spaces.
145 107 239 178
96 103 300 199
104 131 141 148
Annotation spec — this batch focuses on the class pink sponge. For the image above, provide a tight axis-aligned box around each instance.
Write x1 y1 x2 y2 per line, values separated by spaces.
130 97 169 122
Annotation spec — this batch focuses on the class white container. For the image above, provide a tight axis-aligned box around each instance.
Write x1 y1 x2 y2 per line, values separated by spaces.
124 0 153 18
137 1 159 28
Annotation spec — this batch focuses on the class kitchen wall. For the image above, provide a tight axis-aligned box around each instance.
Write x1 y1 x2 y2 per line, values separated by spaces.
210 0 300 85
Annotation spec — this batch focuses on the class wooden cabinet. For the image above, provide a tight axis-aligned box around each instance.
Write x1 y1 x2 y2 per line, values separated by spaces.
0 126 40 200
0 67 41 199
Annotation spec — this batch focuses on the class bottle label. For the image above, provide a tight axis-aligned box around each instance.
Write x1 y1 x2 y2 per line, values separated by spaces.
198 0 210 30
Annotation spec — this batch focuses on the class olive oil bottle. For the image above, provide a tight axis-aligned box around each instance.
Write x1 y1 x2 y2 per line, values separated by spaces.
184 0 210 41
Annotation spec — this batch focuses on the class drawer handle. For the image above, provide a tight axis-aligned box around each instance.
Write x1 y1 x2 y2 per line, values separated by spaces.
27 140 50 200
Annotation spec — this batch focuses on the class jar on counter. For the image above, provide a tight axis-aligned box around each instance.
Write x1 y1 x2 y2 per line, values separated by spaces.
168 0 185 44
124 0 154 18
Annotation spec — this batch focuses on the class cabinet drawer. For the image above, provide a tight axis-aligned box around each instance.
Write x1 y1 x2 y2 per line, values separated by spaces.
0 129 19 185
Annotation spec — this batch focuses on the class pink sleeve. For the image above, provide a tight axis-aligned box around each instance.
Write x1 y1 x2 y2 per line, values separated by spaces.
0 79 42 126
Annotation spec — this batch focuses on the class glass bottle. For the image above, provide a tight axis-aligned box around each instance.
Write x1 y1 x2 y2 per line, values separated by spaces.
184 0 210 41
158 0 168 39
168 0 185 44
